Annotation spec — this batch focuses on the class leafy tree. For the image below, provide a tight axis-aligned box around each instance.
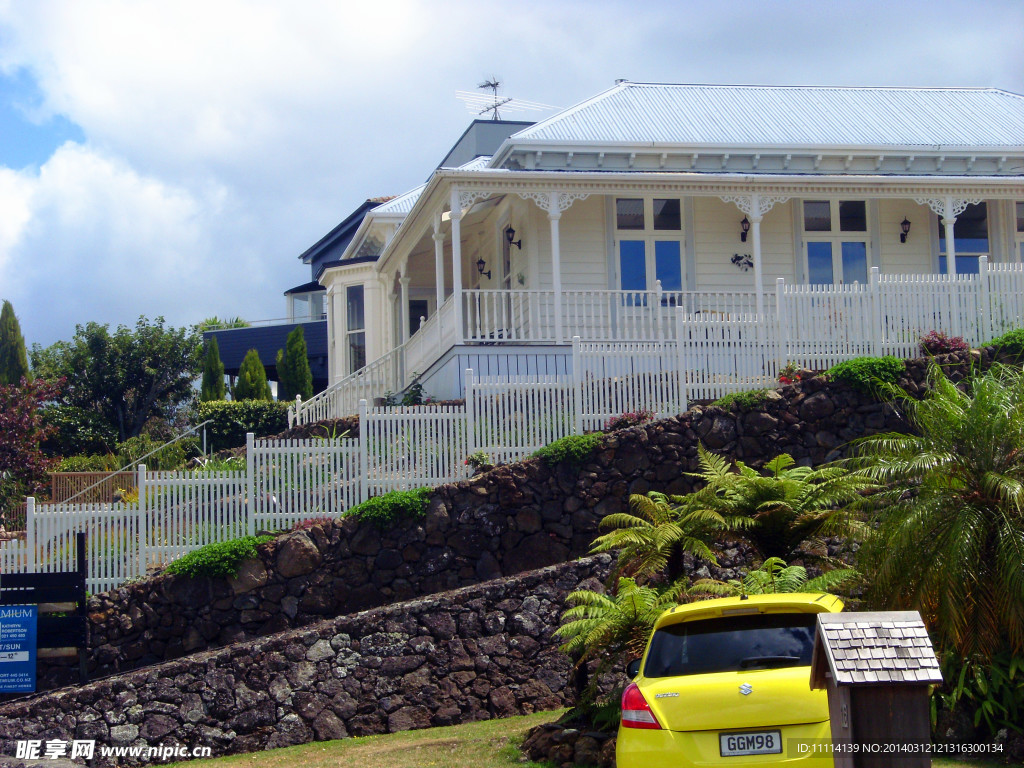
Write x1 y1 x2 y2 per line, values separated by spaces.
687 446 873 562
40 404 117 457
30 317 201 442
276 325 313 402
0 300 30 386
590 488 743 582
849 363 1024 658
200 336 226 402
0 378 61 523
233 349 272 401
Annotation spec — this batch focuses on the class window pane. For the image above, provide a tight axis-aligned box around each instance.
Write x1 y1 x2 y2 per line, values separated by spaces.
1017 201 1024 233
807 242 834 284
938 202 988 254
346 285 365 331
655 241 682 292
841 242 868 284
619 240 646 290
653 199 681 230
803 201 831 232
644 614 817 678
839 201 867 232
348 332 365 373
616 199 644 230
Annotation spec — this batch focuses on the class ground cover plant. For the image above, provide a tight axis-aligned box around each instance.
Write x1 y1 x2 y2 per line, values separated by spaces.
164 535 273 579
531 433 602 468
825 355 904 392
347 487 431 529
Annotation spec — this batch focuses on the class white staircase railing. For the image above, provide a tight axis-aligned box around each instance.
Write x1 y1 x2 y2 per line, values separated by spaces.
290 344 405 426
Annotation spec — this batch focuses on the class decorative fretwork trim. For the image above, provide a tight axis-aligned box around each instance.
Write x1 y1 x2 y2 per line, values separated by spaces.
913 196 982 220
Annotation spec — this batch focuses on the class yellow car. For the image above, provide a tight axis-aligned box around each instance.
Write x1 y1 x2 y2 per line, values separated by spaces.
617 593 842 768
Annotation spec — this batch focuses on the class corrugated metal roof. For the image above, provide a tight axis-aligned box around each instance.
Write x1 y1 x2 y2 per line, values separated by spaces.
373 157 491 216
372 184 425 215
510 84 1024 149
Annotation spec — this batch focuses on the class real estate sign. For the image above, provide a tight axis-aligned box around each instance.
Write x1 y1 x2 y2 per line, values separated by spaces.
0 605 37 693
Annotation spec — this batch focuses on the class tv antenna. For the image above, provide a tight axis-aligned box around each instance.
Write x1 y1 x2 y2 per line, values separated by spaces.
456 77 559 121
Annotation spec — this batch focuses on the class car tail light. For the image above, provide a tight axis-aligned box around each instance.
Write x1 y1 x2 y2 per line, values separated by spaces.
620 682 662 729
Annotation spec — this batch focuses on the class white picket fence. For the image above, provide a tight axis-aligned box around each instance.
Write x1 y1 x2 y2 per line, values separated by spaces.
2 352 689 593
677 257 1024 401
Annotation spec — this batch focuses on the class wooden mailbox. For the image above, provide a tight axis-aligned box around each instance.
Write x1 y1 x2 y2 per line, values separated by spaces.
810 611 942 768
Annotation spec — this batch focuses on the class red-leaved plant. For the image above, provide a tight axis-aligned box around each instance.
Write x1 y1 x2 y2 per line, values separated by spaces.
0 377 62 523
604 410 655 431
919 330 969 356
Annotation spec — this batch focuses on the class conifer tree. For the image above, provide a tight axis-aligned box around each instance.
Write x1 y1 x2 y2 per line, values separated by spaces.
233 349 272 401
200 336 226 401
276 325 313 402
0 300 30 386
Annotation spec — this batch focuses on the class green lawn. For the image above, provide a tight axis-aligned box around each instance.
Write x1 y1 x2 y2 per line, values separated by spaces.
168 710 1011 768
168 710 561 768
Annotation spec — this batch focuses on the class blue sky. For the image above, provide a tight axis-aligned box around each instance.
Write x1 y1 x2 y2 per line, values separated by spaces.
0 69 84 168
0 0 1021 349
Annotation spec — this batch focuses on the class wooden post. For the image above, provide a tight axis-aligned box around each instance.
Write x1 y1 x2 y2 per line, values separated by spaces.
76 532 89 684
572 336 583 435
137 464 148 578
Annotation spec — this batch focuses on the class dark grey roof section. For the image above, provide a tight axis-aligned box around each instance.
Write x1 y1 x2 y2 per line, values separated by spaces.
811 611 943 687
284 280 324 295
437 119 534 169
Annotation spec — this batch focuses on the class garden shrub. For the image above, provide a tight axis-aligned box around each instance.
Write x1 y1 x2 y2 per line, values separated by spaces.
919 330 969 356
604 410 654 431
165 535 273 579
197 399 290 451
347 487 432 529
711 389 772 409
825 356 904 392
56 453 119 472
40 404 118 457
986 327 1024 361
116 434 197 471
532 433 602 468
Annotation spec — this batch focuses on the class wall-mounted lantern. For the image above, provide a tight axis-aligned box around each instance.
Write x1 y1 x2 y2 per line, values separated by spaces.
476 258 492 280
900 217 911 243
505 226 522 250
740 216 750 242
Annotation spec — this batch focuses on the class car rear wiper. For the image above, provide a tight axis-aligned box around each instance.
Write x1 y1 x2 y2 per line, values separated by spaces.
738 655 801 669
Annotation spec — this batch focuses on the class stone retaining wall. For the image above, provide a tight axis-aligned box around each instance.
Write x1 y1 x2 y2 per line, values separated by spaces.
37 350 985 690
0 556 615 767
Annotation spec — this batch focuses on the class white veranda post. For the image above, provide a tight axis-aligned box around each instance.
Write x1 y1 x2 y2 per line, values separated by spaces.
913 196 981 278
720 194 789 316
433 213 445 309
516 190 590 344
449 188 464 342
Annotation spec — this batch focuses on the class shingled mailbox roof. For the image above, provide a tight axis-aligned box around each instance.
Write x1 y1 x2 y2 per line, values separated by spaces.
810 611 943 689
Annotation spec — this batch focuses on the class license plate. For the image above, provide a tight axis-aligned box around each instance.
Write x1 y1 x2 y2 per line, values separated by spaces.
720 730 782 757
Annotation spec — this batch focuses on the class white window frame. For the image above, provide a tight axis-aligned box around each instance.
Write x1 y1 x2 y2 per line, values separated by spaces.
801 199 871 285
613 197 685 292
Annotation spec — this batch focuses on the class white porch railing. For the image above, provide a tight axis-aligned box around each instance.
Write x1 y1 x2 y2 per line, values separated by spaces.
461 287 761 344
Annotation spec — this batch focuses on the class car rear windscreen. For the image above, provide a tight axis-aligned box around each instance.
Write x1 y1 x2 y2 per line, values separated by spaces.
643 612 818 678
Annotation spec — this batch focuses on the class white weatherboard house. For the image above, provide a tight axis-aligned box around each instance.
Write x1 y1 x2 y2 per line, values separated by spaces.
297 82 1024 424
